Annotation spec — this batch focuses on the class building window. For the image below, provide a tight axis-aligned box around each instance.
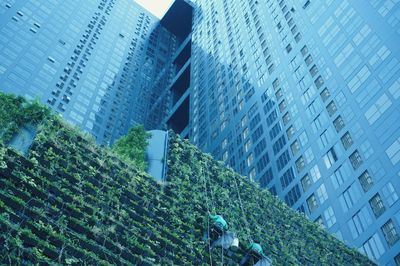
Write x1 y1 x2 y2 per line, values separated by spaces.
280 167 296 189
277 150 291 171
299 131 308 146
320 88 330 102
256 153 270 173
330 163 351 190
298 204 305 213
259 168 273 188
315 216 324 226
244 140 252 152
311 115 323 133
241 115 248 127
223 151 228 162
333 115 345 132
348 206 373 239
341 132 353 150
349 150 363 169
386 137 400 165
247 103 258 118
249 168 256 180
323 147 338 169
382 219 399 246
266 110 278 126
369 193 386 217
318 128 335 149
381 182 399 207
301 174 312 192
339 183 362 213
306 100 321 118
291 140 300 155
395 252 400 266
273 135 287 155
301 86 317 105
326 101 337 116
307 194 318 213
286 43 292 53
358 171 373 192
275 89 283 99
254 138 267 157
310 165 321 182
247 153 254 167
310 65 318 77
269 186 277 196
283 112 291 125
243 127 249 139
316 184 328 204
264 99 275 114
284 184 301 207
251 126 264 142
295 32 302 43
323 207 336 228
272 78 280 90
279 100 287 113
315 76 324 89
249 114 261 130
303 0 311 9
268 64 275 74
221 138 228 149
269 122 282 140
362 233 385 260
365 93 392 125
305 55 313 66
301 45 308 56
304 147 314 163
286 126 295 139
295 156 305 173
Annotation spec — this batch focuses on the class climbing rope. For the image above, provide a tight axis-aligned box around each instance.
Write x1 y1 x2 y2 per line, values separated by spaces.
201 160 214 265
204 160 229 266
232 174 252 243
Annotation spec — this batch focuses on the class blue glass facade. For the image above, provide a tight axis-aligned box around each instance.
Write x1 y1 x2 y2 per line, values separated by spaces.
185 0 400 264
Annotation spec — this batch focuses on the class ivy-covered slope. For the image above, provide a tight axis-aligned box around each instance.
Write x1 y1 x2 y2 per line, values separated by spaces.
0 93 375 265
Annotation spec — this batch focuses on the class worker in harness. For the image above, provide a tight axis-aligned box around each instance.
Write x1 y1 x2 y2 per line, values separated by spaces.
208 212 228 240
240 241 271 266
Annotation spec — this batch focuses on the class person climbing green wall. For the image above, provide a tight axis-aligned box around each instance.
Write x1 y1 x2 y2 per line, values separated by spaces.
208 212 228 240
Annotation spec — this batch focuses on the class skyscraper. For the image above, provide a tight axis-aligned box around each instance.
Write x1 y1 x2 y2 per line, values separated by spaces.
160 0 398 265
1 0 400 264
0 0 181 145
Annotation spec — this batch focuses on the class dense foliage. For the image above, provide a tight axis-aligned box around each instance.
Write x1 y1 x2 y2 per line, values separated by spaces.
166 136 375 265
0 94 375 265
0 92 50 143
112 126 151 172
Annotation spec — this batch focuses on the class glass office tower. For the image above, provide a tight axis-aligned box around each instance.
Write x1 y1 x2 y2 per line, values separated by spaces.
183 0 400 265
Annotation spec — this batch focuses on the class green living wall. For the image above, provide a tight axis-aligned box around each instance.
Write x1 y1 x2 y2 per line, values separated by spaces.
0 93 375 265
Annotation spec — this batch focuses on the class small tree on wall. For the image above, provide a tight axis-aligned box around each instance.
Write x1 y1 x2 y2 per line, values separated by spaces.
112 126 151 172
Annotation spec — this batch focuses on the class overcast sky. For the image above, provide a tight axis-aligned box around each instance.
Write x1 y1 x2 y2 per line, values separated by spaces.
134 0 174 18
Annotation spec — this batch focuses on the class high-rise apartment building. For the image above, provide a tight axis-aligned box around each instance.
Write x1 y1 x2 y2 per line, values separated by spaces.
1 0 400 264
162 0 398 265
0 0 182 145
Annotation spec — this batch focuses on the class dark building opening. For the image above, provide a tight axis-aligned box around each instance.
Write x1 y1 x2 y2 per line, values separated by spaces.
161 0 193 43
167 96 189 134
171 64 190 105
174 40 192 72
